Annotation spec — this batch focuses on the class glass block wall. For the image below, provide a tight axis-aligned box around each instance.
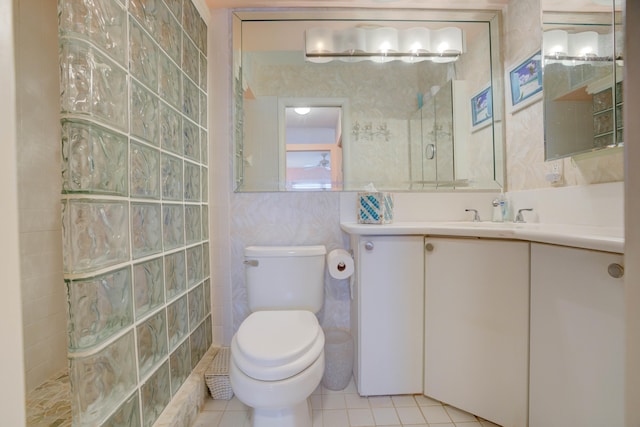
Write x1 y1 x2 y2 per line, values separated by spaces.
58 0 210 425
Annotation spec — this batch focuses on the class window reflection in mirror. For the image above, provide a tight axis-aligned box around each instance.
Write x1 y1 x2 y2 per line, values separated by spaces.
234 10 504 192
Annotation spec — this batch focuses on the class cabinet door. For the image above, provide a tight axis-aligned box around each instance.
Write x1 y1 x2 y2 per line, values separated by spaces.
424 237 529 427
530 243 624 427
355 235 424 396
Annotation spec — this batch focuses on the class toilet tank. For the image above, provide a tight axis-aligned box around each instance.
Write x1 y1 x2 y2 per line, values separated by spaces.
244 245 326 313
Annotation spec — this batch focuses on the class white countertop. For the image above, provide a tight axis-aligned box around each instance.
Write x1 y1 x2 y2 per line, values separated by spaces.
340 221 624 253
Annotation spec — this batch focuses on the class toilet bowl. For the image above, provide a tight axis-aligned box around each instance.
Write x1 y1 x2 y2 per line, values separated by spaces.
230 310 325 427
231 245 327 427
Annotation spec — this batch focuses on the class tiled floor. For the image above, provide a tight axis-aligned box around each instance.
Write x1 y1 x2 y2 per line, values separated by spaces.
193 377 501 427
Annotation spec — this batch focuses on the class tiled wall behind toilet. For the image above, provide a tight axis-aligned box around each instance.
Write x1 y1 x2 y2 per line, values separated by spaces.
230 192 351 333
58 0 210 425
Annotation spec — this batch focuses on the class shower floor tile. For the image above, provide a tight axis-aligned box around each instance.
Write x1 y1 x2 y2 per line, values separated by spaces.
25 370 71 427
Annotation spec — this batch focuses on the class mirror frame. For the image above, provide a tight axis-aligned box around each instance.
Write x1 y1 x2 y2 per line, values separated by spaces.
232 8 505 192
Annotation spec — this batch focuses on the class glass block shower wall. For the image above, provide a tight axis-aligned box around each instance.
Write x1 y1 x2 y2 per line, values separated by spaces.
58 0 210 425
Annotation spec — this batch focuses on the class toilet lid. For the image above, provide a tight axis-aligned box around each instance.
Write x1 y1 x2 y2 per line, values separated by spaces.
232 310 324 381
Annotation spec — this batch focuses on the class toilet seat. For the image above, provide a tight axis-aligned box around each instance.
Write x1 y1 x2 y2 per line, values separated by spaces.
232 310 325 381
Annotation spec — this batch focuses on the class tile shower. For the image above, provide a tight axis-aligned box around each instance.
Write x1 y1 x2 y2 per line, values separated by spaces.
58 0 210 425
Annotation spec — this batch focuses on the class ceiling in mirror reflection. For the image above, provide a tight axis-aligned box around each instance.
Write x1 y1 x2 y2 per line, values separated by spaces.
541 0 622 11
242 20 487 57
207 0 616 11
207 0 510 10
286 107 340 129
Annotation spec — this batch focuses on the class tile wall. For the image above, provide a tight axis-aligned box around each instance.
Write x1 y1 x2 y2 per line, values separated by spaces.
58 0 210 425
230 192 350 334
17 0 68 392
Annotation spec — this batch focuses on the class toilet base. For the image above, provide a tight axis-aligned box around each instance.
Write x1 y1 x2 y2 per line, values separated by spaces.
251 398 312 427
230 350 324 427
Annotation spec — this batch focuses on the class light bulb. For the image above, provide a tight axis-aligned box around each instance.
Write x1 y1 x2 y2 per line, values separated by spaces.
579 46 593 56
543 30 568 57
549 45 564 55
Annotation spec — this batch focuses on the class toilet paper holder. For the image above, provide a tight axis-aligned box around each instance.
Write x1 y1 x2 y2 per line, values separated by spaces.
336 250 354 272
327 248 355 281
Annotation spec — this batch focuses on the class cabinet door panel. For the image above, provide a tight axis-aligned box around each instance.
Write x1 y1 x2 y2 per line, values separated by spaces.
424 237 529 427
356 235 424 396
530 243 624 427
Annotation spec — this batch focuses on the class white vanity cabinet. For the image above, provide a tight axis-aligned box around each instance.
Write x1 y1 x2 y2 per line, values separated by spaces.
529 243 624 427
350 235 424 396
424 237 529 427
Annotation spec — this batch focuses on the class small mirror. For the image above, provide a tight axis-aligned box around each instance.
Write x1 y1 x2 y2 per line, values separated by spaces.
233 10 504 192
542 5 624 160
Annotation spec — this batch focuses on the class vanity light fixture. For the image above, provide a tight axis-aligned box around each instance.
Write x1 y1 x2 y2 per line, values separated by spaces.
305 26 464 63
542 29 612 63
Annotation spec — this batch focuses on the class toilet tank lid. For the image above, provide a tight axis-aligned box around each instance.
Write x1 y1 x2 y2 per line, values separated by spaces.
244 245 326 257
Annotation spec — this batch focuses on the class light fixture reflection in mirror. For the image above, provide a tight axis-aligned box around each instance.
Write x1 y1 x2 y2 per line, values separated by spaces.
305 26 464 63
542 29 610 62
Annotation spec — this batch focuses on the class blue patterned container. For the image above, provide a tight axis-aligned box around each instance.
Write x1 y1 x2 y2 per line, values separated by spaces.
357 192 394 224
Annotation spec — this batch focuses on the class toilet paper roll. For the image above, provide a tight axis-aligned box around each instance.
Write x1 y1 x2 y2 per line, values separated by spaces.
327 249 355 279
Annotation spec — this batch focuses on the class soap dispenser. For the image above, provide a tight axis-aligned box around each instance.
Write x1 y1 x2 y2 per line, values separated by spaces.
492 193 509 222
500 194 510 222
492 198 503 222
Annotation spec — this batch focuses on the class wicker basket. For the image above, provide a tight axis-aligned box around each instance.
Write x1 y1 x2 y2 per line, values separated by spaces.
205 347 234 400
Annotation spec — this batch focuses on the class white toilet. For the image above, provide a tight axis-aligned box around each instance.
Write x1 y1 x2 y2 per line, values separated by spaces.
230 245 327 427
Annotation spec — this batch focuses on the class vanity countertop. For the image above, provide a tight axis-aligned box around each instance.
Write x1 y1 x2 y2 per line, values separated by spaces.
340 221 624 253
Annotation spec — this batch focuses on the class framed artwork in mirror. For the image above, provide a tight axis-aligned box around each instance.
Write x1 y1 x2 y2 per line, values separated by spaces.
471 85 492 132
508 51 543 113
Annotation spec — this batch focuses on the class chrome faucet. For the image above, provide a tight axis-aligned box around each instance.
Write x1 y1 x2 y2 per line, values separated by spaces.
514 208 533 223
465 209 481 222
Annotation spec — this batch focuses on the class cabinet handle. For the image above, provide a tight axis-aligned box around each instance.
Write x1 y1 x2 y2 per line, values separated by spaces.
364 241 374 251
425 243 434 252
608 263 624 279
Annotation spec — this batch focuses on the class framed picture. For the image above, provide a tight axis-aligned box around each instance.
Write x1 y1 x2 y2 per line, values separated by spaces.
507 51 543 113
470 85 493 131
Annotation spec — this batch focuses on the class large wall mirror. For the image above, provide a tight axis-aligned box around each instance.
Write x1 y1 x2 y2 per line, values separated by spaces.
542 1 624 160
233 10 504 192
